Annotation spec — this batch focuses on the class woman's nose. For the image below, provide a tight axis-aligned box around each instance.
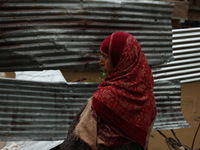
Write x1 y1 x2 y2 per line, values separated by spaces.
99 57 104 66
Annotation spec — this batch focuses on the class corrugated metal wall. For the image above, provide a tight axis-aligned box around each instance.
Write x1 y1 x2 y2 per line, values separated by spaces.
0 78 190 141
0 0 174 71
153 27 200 84
1 0 196 143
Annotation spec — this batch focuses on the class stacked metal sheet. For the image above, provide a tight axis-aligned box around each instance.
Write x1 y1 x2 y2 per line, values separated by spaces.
0 78 190 141
152 27 200 84
0 0 174 71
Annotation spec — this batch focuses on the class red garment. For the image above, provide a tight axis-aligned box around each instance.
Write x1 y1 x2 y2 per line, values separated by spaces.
92 32 157 149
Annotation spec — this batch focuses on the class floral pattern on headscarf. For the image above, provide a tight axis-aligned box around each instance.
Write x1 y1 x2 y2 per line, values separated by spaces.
92 32 157 148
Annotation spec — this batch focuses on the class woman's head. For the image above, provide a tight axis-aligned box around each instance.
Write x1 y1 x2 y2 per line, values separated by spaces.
99 32 130 75
99 32 141 76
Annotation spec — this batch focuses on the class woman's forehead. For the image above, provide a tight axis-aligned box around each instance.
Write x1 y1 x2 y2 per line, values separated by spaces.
101 50 109 57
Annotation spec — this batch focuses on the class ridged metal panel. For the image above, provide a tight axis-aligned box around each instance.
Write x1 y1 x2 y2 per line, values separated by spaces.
3 141 63 150
0 78 97 141
0 78 190 141
153 80 190 130
152 27 200 84
0 0 174 71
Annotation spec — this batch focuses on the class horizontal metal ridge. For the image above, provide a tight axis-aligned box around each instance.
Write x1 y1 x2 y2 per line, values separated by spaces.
172 27 200 33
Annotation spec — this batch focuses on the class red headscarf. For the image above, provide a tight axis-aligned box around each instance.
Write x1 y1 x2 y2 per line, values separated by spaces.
92 32 157 148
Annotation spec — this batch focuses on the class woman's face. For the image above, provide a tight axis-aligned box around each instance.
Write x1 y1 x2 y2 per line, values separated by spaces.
99 53 113 75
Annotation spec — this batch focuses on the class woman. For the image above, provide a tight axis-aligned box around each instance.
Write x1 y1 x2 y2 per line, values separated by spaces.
59 32 157 150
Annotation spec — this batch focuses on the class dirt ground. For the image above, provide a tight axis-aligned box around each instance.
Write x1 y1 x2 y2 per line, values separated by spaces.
0 72 200 150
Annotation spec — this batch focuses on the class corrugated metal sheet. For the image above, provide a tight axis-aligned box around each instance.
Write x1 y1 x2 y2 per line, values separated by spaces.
153 80 190 130
0 0 174 71
152 27 200 84
0 78 190 141
2 141 63 150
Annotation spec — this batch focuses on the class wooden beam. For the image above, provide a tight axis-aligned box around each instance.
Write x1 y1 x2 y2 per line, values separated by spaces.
172 1 189 20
